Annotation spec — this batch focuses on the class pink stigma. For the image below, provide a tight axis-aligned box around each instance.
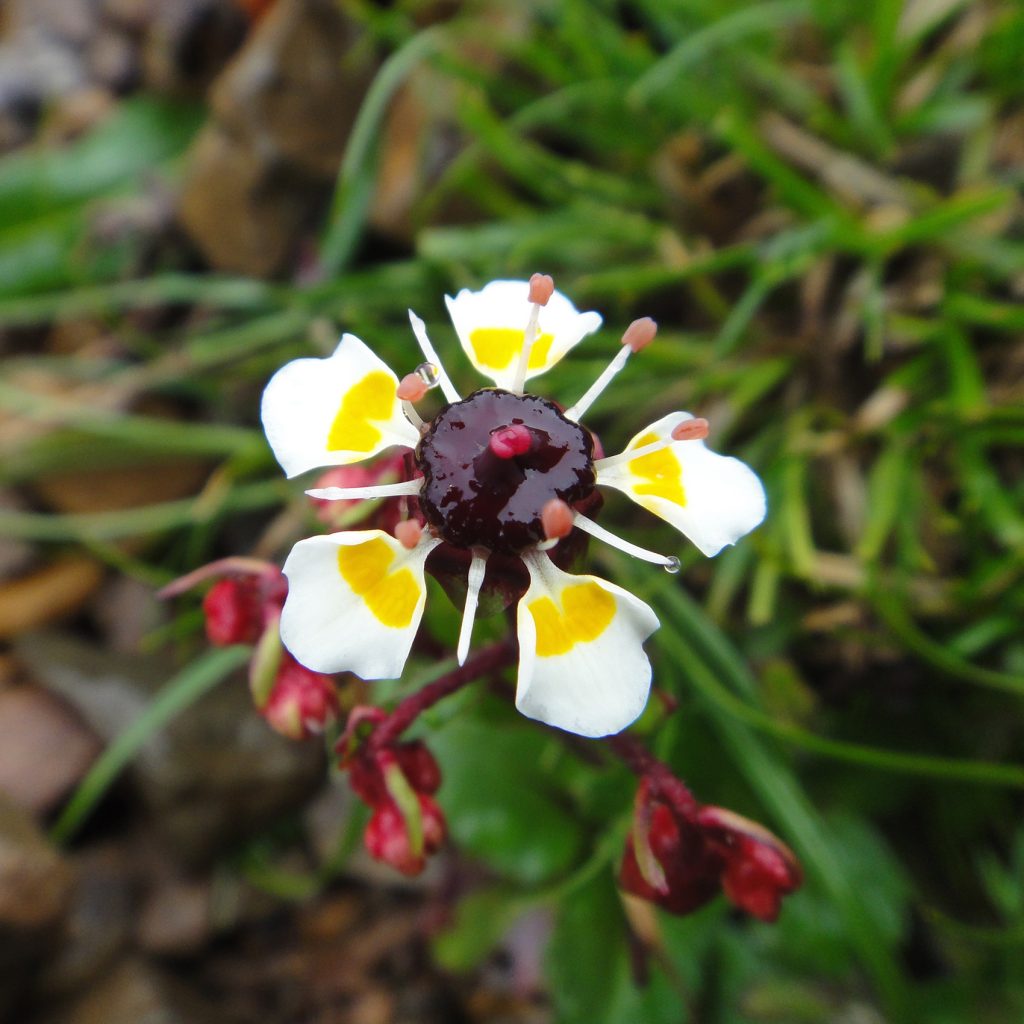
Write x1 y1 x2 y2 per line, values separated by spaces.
489 424 532 459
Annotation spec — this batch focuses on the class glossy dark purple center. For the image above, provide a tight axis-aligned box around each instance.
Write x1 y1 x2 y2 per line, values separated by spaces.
415 389 595 554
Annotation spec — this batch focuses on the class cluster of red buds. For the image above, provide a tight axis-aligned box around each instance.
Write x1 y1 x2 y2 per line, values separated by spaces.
336 706 446 876
161 558 339 740
308 450 414 535
619 774 802 921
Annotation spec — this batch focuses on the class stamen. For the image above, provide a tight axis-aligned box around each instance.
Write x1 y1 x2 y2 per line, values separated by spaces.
565 317 658 422
408 310 460 404
305 479 424 501
394 519 423 549
456 551 488 666
402 401 424 430
541 498 574 540
671 417 709 441
573 513 677 568
593 438 672 471
592 418 708 472
510 273 553 395
488 423 532 459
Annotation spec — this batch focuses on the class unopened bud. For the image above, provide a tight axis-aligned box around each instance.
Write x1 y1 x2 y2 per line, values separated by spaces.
261 657 339 740
397 373 429 402
395 519 423 550
528 273 555 306
671 417 709 442
622 317 657 353
541 498 574 541
365 794 445 876
696 806 802 923
202 572 285 646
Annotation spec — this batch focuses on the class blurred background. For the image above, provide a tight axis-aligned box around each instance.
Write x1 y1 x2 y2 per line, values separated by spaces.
1 0 1022 1021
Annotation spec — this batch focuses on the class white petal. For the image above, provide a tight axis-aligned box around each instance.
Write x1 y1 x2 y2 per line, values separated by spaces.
445 279 602 390
261 333 420 478
515 553 659 737
597 412 766 557
280 530 440 679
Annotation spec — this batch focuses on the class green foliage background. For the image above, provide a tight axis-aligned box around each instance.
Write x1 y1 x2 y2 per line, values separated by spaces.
3 0 1023 1020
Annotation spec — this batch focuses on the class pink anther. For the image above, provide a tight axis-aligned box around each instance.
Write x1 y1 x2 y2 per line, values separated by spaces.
488 424 533 459
395 519 423 549
528 273 555 306
622 317 657 353
397 373 428 402
671 418 710 441
541 498 574 541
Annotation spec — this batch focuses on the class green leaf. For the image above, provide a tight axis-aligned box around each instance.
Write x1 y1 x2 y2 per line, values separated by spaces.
430 713 585 885
547 875 685 1024
433 888 524 971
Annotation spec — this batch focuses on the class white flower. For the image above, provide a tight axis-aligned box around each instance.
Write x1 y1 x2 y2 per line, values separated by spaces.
260 278 766 737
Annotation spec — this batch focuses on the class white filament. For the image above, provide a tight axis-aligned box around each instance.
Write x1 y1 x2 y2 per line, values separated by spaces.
408 310 460 404
305 479 424 501
573 513 676 567
594 436 674 472
457 551 488 666
564 345 631 422
510 302 542 395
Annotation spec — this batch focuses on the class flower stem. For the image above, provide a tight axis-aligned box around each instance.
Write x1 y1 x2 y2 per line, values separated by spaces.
605 733 698 819
371 641 515 749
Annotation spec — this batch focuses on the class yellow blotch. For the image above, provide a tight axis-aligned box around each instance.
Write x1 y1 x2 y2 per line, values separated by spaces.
529 582 616 657
327 370 396 452
629 431 686 506
337 538 420 629
469 328 554 372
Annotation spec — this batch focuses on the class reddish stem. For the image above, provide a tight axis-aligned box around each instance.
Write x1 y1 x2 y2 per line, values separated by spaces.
605 733 698 820
370 642 515 750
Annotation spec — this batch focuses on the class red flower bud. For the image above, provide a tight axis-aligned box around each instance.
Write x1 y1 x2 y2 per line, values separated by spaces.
201 570 287 646
337 707 443 804
260 656 339 740
364 794 445 876
619 781 802 921
619 802 723 916
309 453 414 534
396 741 442 795
697 806 802 923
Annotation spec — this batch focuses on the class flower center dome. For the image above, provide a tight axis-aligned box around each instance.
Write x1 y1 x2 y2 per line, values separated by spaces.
415 389 596 554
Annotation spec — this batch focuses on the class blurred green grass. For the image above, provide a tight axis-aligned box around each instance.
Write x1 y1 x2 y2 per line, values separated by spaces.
3 0 1024 1019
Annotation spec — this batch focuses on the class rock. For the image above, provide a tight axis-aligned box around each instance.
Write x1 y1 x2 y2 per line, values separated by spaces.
177 0 376 276
36 845 134 999
177 122 324 277
0 682 100 816
136 876 212 956
141 0 247 95
38 958 225 1024
0 794 73 1010
18 631 325 866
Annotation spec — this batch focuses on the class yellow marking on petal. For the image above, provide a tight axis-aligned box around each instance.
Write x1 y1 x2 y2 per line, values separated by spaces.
629 431 686 506
327 370 396 453
337 538 420 629
469 327 554 372
529 582 616 657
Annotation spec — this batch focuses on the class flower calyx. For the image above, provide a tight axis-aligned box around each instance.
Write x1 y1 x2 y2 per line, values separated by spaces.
620 773 801 922
336 705 445 876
